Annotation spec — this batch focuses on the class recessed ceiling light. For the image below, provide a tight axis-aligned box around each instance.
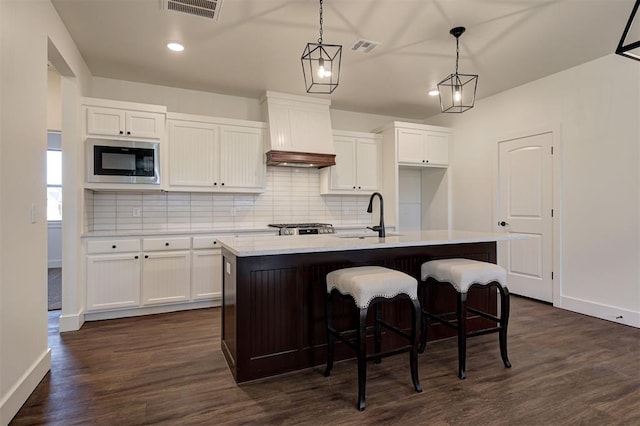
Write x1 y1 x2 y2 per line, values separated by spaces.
428 89 439 97
167 42 184 52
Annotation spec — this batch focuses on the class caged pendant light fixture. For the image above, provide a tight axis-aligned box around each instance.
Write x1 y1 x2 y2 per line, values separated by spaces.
301 0 342 94
437 27 478 113
615 0 640 62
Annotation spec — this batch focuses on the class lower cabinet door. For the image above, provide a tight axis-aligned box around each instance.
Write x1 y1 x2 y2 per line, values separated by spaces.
141 251 191 305
191 249 222 301
86 253 141 311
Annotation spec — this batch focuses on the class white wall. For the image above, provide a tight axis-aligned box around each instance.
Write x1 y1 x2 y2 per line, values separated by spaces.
427 54 640 326
0 1 90 424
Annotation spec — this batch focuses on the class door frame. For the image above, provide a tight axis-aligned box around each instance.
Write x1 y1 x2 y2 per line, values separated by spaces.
494 124 563 307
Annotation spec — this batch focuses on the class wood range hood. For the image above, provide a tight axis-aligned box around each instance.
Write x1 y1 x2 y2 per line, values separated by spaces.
261 91 336 169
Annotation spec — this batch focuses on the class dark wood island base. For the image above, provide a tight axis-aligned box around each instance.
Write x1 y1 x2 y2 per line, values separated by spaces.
221 241 498 383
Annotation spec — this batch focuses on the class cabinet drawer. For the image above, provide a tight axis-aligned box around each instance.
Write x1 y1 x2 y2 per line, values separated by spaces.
87 239 141 254
143 237 191 251
192 236 221 250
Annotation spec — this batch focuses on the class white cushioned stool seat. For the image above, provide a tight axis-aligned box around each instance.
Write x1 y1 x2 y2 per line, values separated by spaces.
327 266 418 308
421 258 506 293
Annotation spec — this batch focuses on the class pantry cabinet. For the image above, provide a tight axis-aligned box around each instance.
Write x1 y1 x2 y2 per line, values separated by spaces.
320 131 381 194
167 113 266 192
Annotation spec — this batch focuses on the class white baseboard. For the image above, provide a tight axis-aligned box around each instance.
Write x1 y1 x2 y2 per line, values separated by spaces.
560 295 640 328
0 349 51 425
84 300 218 322
48 260 62 268
59 311 85 332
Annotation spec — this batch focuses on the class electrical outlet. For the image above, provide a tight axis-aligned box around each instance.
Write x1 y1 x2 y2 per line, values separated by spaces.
132 207 141 217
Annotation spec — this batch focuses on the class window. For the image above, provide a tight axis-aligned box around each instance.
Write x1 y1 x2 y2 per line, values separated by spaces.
47 150 62 221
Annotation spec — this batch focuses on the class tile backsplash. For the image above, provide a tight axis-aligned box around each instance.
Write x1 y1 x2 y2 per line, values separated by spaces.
86 167 374 232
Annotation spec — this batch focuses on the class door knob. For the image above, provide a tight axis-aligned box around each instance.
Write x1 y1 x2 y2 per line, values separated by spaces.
498 221 509 227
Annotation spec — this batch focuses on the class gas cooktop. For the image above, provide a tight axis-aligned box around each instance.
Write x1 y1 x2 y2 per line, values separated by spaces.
268 223 335 236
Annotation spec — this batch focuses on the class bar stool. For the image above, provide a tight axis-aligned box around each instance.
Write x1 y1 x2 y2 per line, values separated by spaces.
419 258 511 379
324 266 422 411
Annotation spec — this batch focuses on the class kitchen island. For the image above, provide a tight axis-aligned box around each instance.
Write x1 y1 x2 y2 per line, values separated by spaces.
218 230 517 383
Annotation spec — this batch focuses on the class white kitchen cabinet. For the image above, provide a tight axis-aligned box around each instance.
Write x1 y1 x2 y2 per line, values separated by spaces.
320 131 381 194
191 236 222 301
167 114 266 192
86 106 164 139
86 239 142 312
141 237 191 305
397 127 450 167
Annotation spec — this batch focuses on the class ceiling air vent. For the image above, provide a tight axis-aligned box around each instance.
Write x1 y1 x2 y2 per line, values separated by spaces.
161 0 223 21
351 39 381 54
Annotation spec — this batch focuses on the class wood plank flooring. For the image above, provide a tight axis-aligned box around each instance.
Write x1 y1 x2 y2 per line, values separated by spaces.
11 296 640 425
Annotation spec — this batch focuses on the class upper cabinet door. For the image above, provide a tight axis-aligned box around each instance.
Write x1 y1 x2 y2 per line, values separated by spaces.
218 125 266 189
125 111 164 139
330 136 358 190
397 128 425 164
87 107 126 137
356 138 381 191
86 106 164 139
425 132 450 166
168 120 218 187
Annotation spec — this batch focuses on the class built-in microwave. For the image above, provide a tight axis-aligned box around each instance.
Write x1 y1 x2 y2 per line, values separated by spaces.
86 138 160 184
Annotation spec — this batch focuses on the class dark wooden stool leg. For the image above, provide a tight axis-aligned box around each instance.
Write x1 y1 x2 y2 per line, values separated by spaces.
457 291 468 380
499 285 512 368
418 281 428 354
409 298 423 393
374 303 382 364
357 307 368 411
324 290 335 377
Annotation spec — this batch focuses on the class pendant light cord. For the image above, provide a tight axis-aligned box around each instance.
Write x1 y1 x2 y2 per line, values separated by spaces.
455 35 460 75
318 0 324 44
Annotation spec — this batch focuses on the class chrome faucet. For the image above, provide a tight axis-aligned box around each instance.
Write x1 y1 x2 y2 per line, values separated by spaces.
366 192 386 238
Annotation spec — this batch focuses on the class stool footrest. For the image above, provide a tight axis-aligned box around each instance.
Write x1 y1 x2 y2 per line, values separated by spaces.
423 311 459 330
366 345 414 361
466 306 500 323
466 326 502 338
377 319 412 341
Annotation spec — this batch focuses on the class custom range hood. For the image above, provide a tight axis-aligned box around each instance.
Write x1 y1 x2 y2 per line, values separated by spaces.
261 91 336 168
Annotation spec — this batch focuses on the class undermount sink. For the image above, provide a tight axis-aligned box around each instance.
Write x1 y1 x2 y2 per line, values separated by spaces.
333 232 404 239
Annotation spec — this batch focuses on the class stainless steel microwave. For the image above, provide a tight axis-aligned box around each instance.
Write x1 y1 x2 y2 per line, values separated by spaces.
86 138 160 184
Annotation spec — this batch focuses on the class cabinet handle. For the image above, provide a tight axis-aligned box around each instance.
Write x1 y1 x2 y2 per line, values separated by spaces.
213 241 217 245
126 131 131 135
425 160 429 163
144 255 149 259
119 131 123 135
422 159 426 163
358 186 361 189
165 242 169 246
221 182 225 186
498 221 509 227
213 182 217 186
353 186 356 189
112 245 117 249
134 255 139 259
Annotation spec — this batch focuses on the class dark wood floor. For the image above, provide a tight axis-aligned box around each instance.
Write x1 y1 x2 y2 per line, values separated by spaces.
11 296 640 425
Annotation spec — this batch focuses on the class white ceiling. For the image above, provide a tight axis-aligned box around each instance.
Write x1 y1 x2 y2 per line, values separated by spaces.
51 0 635 119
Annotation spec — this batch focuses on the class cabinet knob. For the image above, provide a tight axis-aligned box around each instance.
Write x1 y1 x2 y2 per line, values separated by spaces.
144 255 149 259
119 131 123 135
353 186 356 189
134 255 139 259
221 182 225 186
425 160 429 163
498 221 509 227
213 241 217 245
112 245 117 249
165 242 169 246
358 186 361 189
213 182 217 186
126 131 131 135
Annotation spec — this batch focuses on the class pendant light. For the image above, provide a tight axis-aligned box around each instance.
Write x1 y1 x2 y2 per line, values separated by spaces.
615 0 640 61
301 0 342 94
437 27 478 113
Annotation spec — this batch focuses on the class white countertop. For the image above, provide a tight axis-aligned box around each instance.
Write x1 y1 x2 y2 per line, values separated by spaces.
217 229 525 257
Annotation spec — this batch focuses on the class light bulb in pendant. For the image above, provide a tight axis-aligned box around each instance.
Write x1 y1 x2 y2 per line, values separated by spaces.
317 57 331 78
453 85 462 103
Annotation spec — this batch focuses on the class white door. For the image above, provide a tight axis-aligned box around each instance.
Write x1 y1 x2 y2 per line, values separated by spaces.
498 132 553 302
330 136 357 190
168 120 218 187
219 125 265 189
356 138 380 191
